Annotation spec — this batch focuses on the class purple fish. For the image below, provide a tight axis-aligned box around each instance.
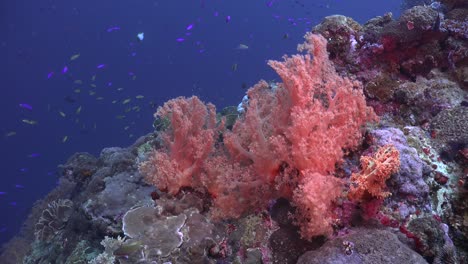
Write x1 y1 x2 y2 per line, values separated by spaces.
266 0 274 7
186 24 194 30
28 153 40 158
19 103 33 110
97 64 106 69
214 11 219 17
19 168 28 172
15 184 25 189
107 26 121 32
176 38 185 42
0 192 6 195
62 66 68 74
226 15 231 23
47 71 54 79
10 202 17 206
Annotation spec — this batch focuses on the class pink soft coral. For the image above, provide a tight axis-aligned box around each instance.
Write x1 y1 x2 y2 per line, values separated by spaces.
268 32 377 174
139 96 218 195
222 33 376 238
141 33 377 240
293 171 342 238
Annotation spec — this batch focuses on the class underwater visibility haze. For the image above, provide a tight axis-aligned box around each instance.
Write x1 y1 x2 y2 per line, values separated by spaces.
1 0 468 263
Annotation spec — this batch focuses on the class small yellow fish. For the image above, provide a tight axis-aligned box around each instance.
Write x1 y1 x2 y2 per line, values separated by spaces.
117 88 124 91
124 126 130 130
62 136 68 143
129 134 134 138
70 54 80 61
74 89 81 93
96 97 104 100
112 100 118 104
22 119 38 125
232 63 238 71
89 91 96 96
5 131 16 137
132 75 137 80
122 98 131 104
116 115 126 119
91 75 96 81
76 106 82 115
124 107 131 113
59 111 66 117
74 80 83 84
90 84 97 88
135 95 144 99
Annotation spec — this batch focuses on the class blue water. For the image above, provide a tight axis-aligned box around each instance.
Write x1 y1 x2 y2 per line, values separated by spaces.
0 0 400 246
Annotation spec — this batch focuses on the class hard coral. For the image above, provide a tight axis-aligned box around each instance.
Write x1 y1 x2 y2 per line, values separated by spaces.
34 199 74 241
312 15 362 70
122 206 186 258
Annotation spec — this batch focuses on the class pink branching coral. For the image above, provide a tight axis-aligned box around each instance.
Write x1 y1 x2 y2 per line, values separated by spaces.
139 96 219 195
141 33 377 239
223 33 376 238
267 32 377 174
348 144 401 202
293 172 342 238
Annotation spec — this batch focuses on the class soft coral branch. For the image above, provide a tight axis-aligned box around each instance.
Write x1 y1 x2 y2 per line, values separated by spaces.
268 32 377 174
348 144 401 202
139 96 218 195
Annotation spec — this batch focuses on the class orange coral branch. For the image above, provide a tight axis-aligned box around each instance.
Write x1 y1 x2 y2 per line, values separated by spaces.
348 145 400 202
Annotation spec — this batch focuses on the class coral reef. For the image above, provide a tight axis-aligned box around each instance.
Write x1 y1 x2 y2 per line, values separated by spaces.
297 228 429 264
1 2 467 263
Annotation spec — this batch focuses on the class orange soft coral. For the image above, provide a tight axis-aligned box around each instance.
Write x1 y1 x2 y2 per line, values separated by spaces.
348 145 400 202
